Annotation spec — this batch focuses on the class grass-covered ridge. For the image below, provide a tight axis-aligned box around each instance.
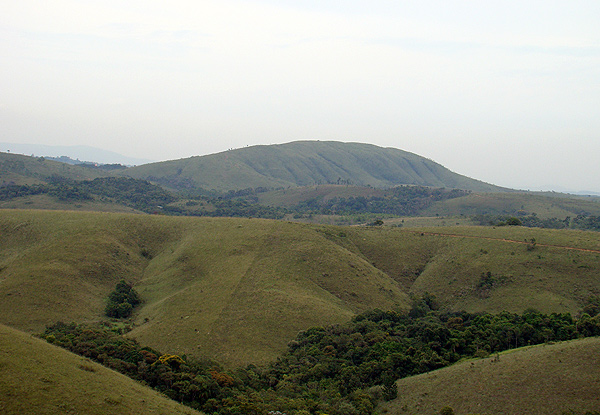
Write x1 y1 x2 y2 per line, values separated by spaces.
1 210 600 367
123 141 504 192
0 151 113 185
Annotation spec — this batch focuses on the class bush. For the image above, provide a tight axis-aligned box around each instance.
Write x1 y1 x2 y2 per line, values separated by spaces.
105 280 140 318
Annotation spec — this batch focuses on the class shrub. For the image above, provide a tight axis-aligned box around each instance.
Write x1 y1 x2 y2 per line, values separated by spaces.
105 280 140 318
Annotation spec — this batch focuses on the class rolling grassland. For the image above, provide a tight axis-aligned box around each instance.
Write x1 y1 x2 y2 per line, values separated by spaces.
380 337 600 415
1 210 599 367
0 323 201 415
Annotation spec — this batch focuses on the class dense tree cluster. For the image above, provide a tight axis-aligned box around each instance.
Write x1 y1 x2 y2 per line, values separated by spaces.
472 213 600 232
41 299 600 415
104 280 141 318
0 177 175 211
292 187 469 216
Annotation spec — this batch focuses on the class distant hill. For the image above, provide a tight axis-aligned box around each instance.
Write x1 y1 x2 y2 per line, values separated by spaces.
0 151 113 185
1 210 599 367
0 142 153 166
0 323 201 415
124 141 506 192
381 337 600 415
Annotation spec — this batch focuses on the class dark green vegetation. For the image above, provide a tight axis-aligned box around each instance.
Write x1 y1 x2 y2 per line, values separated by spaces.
105 280 141 318
280 186 470 216
0 176 176 213
40 303 600 415
473 213 600 232
0 323 201 415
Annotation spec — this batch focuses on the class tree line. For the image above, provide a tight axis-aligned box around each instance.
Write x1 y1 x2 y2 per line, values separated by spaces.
473 213 600 232
40 295 600 415
0 176 176 212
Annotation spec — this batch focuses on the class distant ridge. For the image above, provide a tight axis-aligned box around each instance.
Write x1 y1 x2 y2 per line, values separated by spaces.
125 141 506 192
0 142 153 166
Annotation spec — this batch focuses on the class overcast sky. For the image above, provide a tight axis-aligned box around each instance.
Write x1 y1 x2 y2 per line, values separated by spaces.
1 1 599 192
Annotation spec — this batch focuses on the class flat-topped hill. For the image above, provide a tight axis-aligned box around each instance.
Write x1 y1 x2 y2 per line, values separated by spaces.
124 141 504 192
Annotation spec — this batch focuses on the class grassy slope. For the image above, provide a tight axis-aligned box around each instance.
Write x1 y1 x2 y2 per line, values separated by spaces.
426 191 600 219
124 141 503 192
0 151 112 185
1 210 599 366
130 218 408 366
0 323 201 415
343 225 600 314
0 193 142 213
0 210 409 367
380 337 600 415
256 184 385 207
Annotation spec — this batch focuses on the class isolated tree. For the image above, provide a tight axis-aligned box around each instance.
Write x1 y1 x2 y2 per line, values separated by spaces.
506 217 522 226
105 279 140 318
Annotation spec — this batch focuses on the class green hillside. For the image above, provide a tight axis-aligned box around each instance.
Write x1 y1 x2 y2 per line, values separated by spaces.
423 190 600 219
0 323 201 415
0 210 409 367
123 141 504 192
1 210 599 367
380 337 600 415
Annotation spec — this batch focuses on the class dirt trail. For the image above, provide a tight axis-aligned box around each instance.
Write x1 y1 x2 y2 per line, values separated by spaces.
408 230 600 254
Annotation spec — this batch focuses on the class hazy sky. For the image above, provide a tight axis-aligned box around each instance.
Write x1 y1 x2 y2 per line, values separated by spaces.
2 1 599 192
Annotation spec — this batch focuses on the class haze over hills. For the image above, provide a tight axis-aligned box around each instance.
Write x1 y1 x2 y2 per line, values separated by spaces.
4 140 598 195
0 142 153 166
124 141 506 192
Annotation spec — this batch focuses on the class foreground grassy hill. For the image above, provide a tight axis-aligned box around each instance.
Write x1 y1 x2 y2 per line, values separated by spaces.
123 141 504 192
0 210 408 366
380 337 600 415
1 210 599 366
0 323 201 415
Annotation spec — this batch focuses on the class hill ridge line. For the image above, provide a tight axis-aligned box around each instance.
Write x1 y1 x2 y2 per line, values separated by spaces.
412 230 600 254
